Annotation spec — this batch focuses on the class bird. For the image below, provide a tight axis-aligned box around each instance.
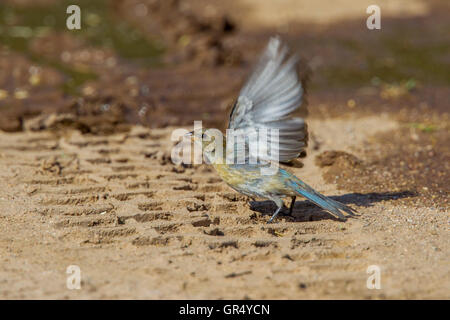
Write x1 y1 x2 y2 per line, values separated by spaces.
188 37 356 223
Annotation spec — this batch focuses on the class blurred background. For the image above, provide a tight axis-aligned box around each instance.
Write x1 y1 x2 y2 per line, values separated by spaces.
0 0 448 204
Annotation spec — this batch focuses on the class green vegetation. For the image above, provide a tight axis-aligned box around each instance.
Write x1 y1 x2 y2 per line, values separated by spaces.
0 0 164 95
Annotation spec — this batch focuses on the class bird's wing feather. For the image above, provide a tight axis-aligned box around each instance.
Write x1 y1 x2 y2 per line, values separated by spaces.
228 37 307 163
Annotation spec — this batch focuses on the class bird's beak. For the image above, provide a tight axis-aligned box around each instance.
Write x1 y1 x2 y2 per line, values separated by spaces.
185 131 194 141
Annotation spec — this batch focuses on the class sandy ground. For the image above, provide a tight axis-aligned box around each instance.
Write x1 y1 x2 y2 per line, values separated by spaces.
0 114 447 299
0 0 448 299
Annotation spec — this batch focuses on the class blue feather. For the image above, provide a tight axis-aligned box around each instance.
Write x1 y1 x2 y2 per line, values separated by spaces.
287 176 356 220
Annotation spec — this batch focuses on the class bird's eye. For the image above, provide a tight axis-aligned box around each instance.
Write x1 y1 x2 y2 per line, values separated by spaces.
202 133 205 139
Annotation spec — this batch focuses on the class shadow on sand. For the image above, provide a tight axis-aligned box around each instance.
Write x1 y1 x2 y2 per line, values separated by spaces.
250 191 416 222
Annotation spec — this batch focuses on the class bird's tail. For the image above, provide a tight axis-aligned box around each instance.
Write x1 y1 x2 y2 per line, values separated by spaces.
287 177 357 220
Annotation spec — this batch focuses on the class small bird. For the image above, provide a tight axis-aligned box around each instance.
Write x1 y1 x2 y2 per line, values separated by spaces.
189 37 356 223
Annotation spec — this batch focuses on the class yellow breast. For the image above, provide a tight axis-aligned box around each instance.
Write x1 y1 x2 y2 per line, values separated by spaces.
213 164 260 186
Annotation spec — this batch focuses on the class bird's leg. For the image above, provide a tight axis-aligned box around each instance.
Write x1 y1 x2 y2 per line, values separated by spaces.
289 196 296 215
267 207 282 223
268 198 284 223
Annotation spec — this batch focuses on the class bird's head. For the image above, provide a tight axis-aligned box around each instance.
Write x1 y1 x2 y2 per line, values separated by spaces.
186 128 226 164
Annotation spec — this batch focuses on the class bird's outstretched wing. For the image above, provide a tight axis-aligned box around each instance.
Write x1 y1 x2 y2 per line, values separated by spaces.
227 37 307 164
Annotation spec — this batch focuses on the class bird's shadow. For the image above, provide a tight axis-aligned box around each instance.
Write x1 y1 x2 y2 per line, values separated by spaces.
249 191 416 222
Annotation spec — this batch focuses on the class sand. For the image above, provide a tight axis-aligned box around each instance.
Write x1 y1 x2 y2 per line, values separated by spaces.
0 0 448 300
